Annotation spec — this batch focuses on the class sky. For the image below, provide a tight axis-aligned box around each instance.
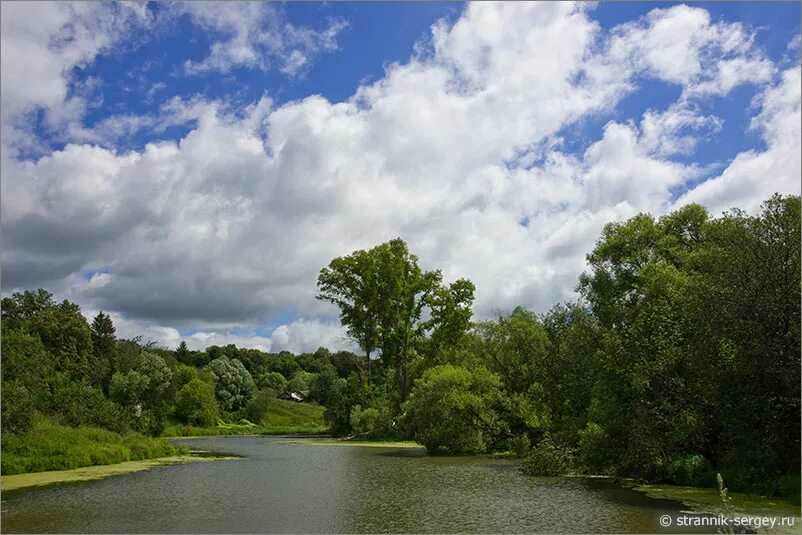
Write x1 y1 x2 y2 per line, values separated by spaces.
1 1 800 354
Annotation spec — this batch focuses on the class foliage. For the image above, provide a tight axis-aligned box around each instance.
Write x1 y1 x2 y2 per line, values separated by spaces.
403 365 503 454
175 379 219 426
666 454 715 487
205 356 255 412
1 416 182 475
350 404 393 437
90 311 117 391
520 436 576 476
1 381 35 434
244 389 276 424
318 238 475 406
257 371 288 392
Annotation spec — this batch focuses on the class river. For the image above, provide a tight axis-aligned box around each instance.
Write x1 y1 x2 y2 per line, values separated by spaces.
1 436 721 533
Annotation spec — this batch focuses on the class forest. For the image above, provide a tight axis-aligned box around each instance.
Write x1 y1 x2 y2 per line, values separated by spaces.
1 194 799 502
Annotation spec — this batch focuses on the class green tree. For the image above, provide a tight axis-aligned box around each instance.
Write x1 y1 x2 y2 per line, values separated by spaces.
175 341 192 365
206 356 255 412
90 311 116 391
403 365 503 454
318 238 475 407
175 379 219 426
110 351 173 415
1 381 35 434
0 329 55 408
317 246 382 386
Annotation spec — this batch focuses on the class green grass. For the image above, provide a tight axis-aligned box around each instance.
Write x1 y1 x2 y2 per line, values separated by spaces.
163 400 328 437
1 416 186 475
260 399 326 432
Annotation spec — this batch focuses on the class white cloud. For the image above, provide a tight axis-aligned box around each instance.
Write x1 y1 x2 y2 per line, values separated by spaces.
179 2 348 77
0 1 151 154
605 4 775 94
2 3 798 352
675 67 802 215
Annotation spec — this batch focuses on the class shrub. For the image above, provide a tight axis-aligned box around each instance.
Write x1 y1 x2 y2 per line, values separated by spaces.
578 422 610 473
666 454 715 486
350 405 392 437
498 434 531 457
520 436 575 476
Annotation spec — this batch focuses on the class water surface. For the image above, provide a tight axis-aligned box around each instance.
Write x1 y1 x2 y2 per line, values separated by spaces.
1 436 712 533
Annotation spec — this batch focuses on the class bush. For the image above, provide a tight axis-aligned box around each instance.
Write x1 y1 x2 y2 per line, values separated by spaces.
350 405 392 437
520 436 575 476
666 454 715 486
578 422 610 474
497 434 531 457
49 377 130 433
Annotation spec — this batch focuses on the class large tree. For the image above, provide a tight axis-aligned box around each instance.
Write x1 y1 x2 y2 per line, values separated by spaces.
90 311 116 391
317 238 475 406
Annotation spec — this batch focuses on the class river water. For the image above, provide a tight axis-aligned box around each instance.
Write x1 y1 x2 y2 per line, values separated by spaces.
1 436 715 533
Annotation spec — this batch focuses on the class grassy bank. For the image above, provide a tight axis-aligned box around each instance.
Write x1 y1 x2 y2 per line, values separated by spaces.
163 399 328 437
1 454 237 494
0 417 187 475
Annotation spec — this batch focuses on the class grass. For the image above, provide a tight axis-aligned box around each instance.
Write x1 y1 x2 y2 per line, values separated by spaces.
0 416 187 475
162 400 328 437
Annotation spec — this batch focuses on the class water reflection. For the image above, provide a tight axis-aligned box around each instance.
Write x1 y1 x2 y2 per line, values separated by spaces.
1 436 714 533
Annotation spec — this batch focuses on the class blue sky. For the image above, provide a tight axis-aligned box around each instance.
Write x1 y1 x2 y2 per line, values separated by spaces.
2 2 800 352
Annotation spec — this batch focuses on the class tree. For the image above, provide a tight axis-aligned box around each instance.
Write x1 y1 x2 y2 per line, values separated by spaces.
175 341 192 365
175 379 219 426
90 311 116 391
317 246 382 386
403 365 504 454
1 328 55 408
1 288 55 330
110 351 173 414
206 357 255 412
257 371 288 392
318 238 475 406
1 381 34 434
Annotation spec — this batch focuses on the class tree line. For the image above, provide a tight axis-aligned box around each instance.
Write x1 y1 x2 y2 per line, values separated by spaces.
1 193 798 501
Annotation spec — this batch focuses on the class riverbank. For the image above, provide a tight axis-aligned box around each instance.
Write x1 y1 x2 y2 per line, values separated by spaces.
628 481 801 528
1 452 239 495
0 417 187 476
162 399 328 437
284 437 422 448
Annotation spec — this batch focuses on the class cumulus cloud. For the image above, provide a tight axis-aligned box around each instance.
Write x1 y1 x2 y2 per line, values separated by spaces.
0 1 151 154
675 66 802 215
2 3 799 351
179 2 348 77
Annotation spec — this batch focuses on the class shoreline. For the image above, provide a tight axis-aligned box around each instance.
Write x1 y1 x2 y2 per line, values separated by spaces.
282 437 423 448
1 453 239 495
